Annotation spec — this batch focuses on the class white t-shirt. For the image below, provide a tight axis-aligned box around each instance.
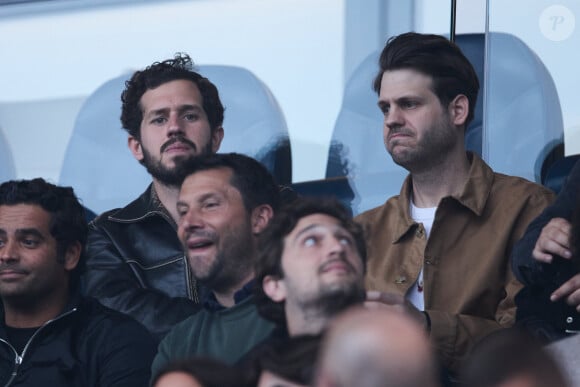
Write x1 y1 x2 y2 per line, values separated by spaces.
406 201 437 311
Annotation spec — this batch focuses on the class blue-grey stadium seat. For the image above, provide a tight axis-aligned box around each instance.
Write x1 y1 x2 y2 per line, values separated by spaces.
0 128 15 183
59 65 291 215
325 32 563 215
484 33 563 183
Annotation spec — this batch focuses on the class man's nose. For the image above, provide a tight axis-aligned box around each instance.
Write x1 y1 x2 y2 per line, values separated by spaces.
167 114 185 137
387 107 405 129
327 236 347 256
179 210 204 232
0 240 18 263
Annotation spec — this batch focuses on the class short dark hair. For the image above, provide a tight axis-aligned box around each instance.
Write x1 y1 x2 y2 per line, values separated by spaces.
0 178 87 287
121 52 225 139
374 32 480 127
181 153 280 213
254 197 366 325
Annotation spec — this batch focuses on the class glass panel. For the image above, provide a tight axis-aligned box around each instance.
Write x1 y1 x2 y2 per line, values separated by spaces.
485 0 579 183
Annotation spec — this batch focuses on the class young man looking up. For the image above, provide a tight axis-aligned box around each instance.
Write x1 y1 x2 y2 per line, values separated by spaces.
255 197 367 336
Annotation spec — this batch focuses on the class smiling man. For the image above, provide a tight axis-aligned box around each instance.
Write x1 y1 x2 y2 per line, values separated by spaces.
355 32 554 373
0 178 156 386
151 153 280 378
85 53 224 341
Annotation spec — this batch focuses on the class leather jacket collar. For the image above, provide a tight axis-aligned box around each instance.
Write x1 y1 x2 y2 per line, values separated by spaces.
107 184 175 227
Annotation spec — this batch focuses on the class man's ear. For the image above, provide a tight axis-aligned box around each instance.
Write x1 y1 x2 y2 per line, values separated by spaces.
211 127 224 153
63 241 82 271
448 94 469 127
128 135 144 162
251 204 274 234
263 275 286 302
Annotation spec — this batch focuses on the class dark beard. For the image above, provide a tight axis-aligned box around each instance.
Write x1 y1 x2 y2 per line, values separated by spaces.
140 140 213 188
305 283 366 320
189 222 255 295
387 112 457 174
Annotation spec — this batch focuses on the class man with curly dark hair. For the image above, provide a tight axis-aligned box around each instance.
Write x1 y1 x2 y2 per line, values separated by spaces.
85 53 225 341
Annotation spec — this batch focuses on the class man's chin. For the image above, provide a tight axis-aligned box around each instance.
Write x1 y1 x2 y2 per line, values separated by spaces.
315 288 365 318
320 282 365 305
326 281 363 295
161 154 195 170
146 161 192 187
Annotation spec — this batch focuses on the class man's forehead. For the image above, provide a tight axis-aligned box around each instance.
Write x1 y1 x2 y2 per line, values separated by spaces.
290 213 344 235
140 79 203 111
382 68 433 82
379 69 434 95
0 204 51 230
179 167 236 198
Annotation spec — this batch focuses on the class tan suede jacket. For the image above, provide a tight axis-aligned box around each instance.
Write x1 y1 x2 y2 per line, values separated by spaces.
355 153 554 372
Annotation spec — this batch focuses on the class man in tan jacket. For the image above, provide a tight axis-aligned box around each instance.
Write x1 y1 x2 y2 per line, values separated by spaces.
355 32 554 373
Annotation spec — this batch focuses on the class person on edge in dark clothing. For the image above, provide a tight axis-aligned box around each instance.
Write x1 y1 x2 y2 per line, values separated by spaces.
0 178 156 387
512 160 580 341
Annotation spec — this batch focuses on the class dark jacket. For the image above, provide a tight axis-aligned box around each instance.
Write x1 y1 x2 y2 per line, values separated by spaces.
511 159 580 284
512 159 580 341
0 296 157 387
84 184 201 341
515 259 580 342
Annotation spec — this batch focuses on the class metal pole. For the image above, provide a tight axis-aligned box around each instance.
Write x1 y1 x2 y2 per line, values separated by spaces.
450 0 457 42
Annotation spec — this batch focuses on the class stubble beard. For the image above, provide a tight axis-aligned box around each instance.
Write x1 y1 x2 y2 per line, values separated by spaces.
299 280 366 321
189 223 255 294
387 115 458 173
141 140 214 188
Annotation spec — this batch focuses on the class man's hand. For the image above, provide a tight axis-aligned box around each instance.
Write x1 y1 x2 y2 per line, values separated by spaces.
532 218 572 263
365 291 428 330
551 274 580 310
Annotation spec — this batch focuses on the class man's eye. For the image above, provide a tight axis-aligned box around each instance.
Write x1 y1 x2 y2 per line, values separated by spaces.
203 201 219 210
21 239 39 248
339 236 352 245
304 237 317 247
184 113 199 121
151 117 167 125
402 101 418 109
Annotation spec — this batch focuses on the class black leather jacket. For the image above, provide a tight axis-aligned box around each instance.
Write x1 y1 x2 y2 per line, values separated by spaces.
0 295 156 387
85 184 201 342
